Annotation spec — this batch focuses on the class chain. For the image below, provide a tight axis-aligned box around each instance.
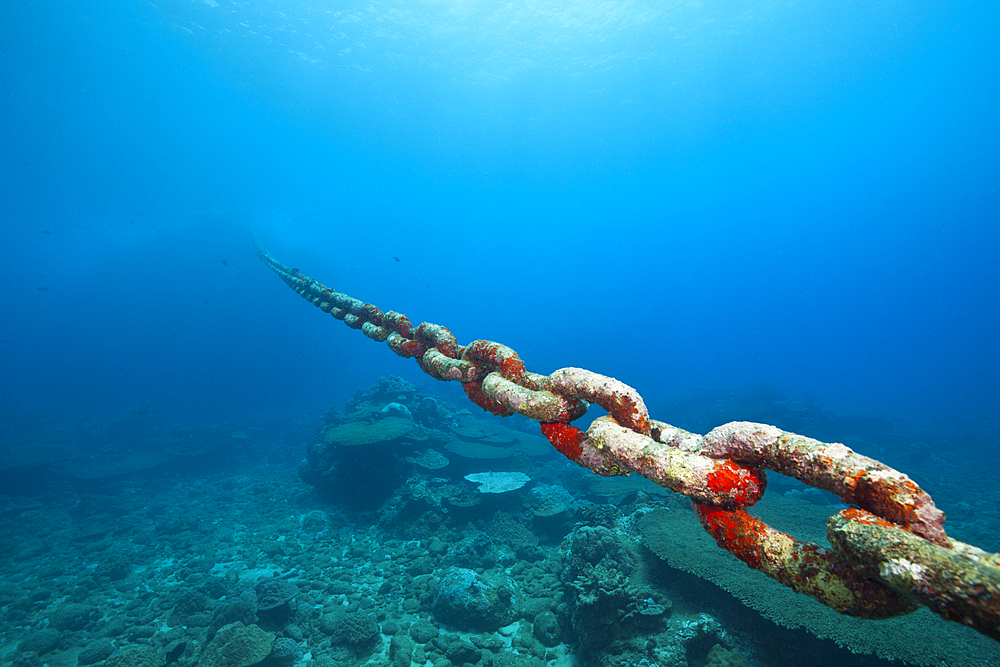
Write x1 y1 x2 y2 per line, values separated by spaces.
256 238 1000 642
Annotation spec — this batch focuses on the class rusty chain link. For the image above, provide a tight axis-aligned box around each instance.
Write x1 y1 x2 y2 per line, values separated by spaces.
256 237 1000 642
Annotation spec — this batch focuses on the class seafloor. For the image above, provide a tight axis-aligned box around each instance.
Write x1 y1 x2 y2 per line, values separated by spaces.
1 377 998 667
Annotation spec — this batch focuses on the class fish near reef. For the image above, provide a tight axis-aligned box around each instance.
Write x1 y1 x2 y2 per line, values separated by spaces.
164 642 187 665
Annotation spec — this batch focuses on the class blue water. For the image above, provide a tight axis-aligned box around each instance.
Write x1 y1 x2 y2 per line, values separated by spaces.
2 2 998 437
3 4 1000 666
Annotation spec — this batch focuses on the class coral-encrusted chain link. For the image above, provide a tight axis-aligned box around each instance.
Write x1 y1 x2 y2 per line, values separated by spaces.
255 238 1000 642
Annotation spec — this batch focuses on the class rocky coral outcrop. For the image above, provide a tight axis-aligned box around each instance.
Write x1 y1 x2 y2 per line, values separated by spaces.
199 622 275 667
328 611 381 649
433 567 522 631
559 524 669 653
300 378 453 507
103 645 161 667
255 578 299 611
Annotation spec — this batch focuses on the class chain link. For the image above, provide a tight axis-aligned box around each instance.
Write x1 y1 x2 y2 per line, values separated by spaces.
256 237 1000 642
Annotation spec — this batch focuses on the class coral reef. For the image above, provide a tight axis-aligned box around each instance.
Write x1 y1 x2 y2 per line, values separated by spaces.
432 567 521 631
559 524 669 654
2 377 997 667
199 622 275 667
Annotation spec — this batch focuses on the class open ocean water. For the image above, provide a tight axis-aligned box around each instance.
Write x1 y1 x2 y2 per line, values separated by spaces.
1 3 998 667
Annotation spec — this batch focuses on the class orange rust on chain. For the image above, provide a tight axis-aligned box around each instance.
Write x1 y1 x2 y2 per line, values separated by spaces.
540 422 586 463
416 323 459 358
362 303 383 326
463 340 527 384
383 311 415 337
386 334 426 358
617 395 650 434
696 503 918 618
701 421 948 547
501 356 526 382
829 508 1000 639
696 504 766 569
706 460 766 508
585 416 764 508
839 507 898 529
594 390 650 434
546 368 651 435
846 471 943 543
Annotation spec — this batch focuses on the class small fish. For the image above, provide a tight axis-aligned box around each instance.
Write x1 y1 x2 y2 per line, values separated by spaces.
393 256 400 262
164 642 187 665
221 259 228 266
37 287 49 292
42 230 51 234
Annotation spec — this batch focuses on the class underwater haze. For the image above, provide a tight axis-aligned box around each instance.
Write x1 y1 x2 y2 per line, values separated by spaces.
2 1 998 436
4 3 1000 667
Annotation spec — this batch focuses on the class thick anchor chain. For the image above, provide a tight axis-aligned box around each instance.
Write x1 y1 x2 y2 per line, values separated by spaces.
255 237 1000 642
